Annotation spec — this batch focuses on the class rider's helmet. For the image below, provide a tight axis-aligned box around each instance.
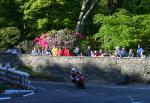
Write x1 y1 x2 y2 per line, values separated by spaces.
71 68 76 73
71 68 76 71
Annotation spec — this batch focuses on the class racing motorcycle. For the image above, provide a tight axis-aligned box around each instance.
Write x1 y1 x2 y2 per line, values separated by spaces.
71 72 86 89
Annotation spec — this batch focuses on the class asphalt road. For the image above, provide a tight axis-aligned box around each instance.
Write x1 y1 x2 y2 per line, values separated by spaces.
2 81 150 103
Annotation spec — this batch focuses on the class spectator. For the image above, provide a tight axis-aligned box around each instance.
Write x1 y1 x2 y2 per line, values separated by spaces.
57 47 63 56
37 49 42 55
99 49 103 57
47 47 52 55
90 50 94 57
115 47 122 57
93 50 99 57
73 46 80 56
114 47 119 57
86 46 92 56
63 46 71 56
11 47 17 54
6 47 22 54
137 45 143 57
128 49 134 57
45 48 51 55
6 48 12 54
16 46 22 54
140 49 145 58
31 47 38 55
41 48 46 55
121 47 128 57
51 46 58 56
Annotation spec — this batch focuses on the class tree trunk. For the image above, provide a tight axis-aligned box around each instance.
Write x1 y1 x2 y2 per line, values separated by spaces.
75 0 100 34
108 0 113 15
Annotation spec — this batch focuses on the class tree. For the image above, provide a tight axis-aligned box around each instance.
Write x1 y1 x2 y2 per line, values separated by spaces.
21 0 81 37
0 27 21 48
94 9 150 50
75 0 100 35
0 0 20 28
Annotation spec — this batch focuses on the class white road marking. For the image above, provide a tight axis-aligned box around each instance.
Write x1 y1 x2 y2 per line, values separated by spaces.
0 97 11 100
128 96 135 101
23 92 34 97
4 90 34 95
127 96 144 103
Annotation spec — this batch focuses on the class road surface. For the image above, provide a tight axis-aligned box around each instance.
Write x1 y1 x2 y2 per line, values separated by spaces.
2 81 150 103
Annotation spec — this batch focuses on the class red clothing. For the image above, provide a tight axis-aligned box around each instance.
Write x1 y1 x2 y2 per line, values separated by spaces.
57 49 63 56
63 48 71 56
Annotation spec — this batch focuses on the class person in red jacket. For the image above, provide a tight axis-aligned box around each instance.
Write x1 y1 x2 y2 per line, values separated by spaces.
63 46 72 56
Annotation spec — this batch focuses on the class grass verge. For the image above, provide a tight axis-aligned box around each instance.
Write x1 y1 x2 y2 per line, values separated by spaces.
15 66 65 82
0 85 11 91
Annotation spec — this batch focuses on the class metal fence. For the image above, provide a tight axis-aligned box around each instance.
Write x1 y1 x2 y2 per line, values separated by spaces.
0 66 30 89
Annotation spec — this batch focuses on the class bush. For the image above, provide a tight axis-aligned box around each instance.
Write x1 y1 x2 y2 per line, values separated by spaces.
0 27 21 48
39 28 79 49
18 40 34 54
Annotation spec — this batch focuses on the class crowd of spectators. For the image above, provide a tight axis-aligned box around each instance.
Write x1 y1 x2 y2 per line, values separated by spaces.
31 45 146 58
114 45 145 58
5 47 22 55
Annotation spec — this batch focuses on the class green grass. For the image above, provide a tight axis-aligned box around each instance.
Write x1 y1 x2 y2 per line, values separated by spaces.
14 65 64 82
0 85 12 91
30 72 64 81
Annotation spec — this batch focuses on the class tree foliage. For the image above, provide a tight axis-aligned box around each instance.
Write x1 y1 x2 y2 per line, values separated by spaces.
0 0 20 27
0 0 149 52
21 0 81 34
94 9 150 49
0 27 21 48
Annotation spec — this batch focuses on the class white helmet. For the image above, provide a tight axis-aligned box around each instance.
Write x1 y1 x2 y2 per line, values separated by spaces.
71 68 76 71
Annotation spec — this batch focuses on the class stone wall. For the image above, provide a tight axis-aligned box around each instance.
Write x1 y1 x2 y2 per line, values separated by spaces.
0 54 150 84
